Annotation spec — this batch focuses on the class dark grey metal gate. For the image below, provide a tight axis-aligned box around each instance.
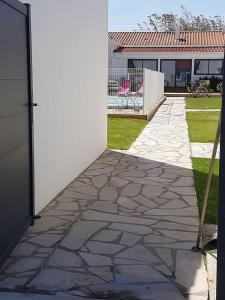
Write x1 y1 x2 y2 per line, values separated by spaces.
0 0 34 265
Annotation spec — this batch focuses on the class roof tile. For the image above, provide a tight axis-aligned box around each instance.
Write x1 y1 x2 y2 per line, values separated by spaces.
109 31 225 53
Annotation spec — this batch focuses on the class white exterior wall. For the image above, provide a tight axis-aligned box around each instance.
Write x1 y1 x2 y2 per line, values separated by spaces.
23 0 108 213
110 51 224 81
143 70 164 113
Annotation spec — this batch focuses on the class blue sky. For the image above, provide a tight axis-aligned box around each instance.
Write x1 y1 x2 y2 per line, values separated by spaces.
109 0 225 31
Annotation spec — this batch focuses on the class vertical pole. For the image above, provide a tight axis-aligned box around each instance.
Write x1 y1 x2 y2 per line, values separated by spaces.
26 4 35 224
217 48 225 300
193 114 221 250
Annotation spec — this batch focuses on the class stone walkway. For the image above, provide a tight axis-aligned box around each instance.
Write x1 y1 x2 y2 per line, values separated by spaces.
0 98 208 300
191 143 220 159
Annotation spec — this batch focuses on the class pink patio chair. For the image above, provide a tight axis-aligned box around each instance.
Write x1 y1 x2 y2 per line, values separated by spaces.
118 79 130 97
137 83 144 96
129 82 144 97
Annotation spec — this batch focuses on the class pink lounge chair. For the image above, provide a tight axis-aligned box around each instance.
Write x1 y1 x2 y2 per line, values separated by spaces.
118 79 130 96
137 83 144 95
129 82 144 97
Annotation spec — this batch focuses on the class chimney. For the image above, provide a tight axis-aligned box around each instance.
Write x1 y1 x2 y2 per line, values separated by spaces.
175 26 181 40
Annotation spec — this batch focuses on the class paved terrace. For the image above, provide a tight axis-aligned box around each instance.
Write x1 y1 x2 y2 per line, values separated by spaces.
0 98 208 300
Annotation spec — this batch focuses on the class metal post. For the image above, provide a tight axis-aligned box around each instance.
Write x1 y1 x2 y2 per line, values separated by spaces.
216 47 225 300
193 114 221 251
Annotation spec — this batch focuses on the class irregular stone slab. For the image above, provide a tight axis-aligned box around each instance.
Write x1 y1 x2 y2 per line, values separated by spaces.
158 230 197 241
147 176 173 184
137 206 150 213
150 242 195 250
155 264 172 276
155 248 174 267
56 202 79 211
150 215 199 226
85 167 112 176
110 177 129 187
120 232 141 246
27 216 66 233
169 187 196 196
115 264 167 283
88 267 113 281
91 174 108 188
110 223 152 235
144 234 176 244
159 199 188 209
87 282 185 300
152 221 198 232
0 277 28 289
175 250 208 295
29 268 103 290
116 245 159 264
100 186 118 201
10 243 37 257
172 177 194 187
183 196 197 207
86 241 124 254
89 201 117 213
120 170 145 178
41 209 74 217
145 207 198 217
83 210 156 226
117 197 139 210
29 234 63 247
132 195 158 208
61 221 108 250
75 186 98 196
121 183 141 197
79 253 111 266
124 177 161 185
161 191 180 199
47 249 82 267
62 190 96 200
114 258 145 265
142 186 164 198
93 230 121 242
5 257 43 273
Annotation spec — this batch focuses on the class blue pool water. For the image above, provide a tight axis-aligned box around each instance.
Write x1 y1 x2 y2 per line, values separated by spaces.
107 96 143 108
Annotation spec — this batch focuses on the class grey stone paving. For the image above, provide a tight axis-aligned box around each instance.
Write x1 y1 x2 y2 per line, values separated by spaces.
0 97 208 300
191 142 220 159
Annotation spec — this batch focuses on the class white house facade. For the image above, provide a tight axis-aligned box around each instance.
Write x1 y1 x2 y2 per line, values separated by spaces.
109 31 224 91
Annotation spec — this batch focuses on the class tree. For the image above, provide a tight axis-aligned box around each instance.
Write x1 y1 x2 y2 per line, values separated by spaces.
136 6 225 32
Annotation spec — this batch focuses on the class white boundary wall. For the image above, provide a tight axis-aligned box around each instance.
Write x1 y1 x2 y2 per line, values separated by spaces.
143 69 164 113
23 0 108 213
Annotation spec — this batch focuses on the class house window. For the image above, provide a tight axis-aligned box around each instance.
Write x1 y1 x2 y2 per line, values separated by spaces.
128 59 158 71
195 59 223 75
160 60 176 87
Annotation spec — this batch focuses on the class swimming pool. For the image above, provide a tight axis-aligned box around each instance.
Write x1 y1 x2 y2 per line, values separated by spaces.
107 96 143 108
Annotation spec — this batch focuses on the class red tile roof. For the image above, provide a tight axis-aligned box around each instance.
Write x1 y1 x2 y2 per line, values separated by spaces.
115 46 225 53
109 31 225 53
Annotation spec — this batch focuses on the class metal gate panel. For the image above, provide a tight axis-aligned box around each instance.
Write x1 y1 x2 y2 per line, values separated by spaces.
0 0 33 265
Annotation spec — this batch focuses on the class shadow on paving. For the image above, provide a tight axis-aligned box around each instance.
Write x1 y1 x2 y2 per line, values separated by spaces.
0 150 208 300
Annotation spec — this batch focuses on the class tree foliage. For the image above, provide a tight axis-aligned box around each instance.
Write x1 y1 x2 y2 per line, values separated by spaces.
136 6 225 32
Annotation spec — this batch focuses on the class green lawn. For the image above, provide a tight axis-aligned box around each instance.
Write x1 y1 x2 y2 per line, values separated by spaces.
186 112 220 142
108 117 148 150
192 158 219 224
186 97 221 110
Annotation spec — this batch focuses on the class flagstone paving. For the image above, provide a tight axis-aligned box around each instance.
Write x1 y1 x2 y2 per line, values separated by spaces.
0 98 208 300
191 142 220 159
